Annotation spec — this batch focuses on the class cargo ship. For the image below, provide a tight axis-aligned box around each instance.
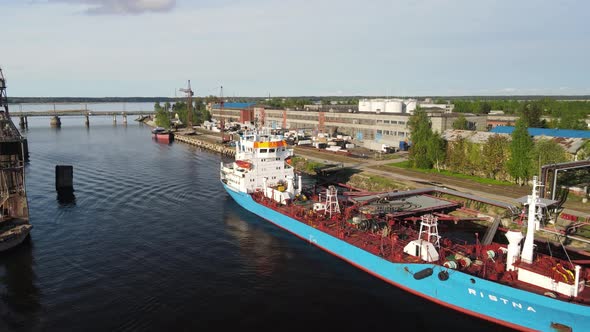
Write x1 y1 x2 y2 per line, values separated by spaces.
220 130 590 332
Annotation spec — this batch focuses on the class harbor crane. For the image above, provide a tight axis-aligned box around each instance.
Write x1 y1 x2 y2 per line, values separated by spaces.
179 80 194 133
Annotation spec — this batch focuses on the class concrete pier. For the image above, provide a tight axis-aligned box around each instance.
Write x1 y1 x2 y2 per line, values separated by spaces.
50 115 61 128
113 115 117 125
174 134 235 156
85 115 90 127
122 114 127 125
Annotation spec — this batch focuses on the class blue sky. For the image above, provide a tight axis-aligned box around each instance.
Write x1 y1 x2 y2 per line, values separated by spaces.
2 0 589 97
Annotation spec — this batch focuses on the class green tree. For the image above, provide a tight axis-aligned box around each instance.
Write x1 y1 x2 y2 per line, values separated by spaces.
481 134 510 180
445 137 467 173
408 110 434 169
480 102 492 115
577 140 590 160
521 103 544 128
427 132 446 171
155 107 170 128
557 109 587 130
531 139 567 176
452 114 469 130
507 119 534 185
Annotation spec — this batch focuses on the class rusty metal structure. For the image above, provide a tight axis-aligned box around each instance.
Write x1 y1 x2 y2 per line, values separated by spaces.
540 160 590 200
0 67 32 250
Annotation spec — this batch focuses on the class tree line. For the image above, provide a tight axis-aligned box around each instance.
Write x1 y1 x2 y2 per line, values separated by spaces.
153 98 212 129
408 110 590 186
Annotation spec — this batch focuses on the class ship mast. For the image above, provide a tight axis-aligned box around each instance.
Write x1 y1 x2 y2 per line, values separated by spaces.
521 176 542 264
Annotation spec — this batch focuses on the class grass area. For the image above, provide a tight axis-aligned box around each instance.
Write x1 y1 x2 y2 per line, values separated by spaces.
385 161 514 186
291 156 325 175
347 172 411 192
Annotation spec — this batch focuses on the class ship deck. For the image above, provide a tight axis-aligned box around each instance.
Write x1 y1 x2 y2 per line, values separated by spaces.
250 186 590 306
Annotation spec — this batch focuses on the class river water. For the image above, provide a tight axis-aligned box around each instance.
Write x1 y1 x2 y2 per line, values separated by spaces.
0 115 513 331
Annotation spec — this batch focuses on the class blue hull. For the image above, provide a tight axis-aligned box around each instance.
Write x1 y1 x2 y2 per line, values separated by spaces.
223 183 590 331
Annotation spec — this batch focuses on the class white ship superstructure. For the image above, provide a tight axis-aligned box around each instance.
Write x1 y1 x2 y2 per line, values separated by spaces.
220 131 302 204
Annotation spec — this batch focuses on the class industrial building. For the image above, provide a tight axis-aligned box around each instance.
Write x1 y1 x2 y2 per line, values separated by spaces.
209 99 486 152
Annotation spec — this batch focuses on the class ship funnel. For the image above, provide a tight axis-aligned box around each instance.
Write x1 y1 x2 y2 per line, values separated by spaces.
505 230 524 271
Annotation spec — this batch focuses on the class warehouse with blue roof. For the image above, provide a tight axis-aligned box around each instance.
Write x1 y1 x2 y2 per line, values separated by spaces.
490 126 590 139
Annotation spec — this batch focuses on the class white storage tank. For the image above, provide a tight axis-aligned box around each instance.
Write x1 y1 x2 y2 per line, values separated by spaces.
358 99 372 112
371 100 386 113
384 99 403 113
404 99 417 113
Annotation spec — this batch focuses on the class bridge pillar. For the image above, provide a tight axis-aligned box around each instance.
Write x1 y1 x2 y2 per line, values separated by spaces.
113 115 117 125
25 116 28 129
122 113 127 125
19 116 25 129
84 115 90 127
50 115 61 128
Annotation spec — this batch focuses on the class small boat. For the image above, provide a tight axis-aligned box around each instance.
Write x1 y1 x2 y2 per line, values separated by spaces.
0 220 32 251
152 127 174 142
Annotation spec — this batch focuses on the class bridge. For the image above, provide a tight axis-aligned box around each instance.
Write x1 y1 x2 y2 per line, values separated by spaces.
11 109 155 128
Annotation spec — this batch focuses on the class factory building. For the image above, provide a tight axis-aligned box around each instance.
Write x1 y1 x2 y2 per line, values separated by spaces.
209 100 485 152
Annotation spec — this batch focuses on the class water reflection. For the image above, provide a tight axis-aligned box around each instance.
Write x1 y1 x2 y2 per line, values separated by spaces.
224 208 287 278
56 188 76 206
0 237 40 332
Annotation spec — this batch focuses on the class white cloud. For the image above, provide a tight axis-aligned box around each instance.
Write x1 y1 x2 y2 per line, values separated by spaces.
47 0 176 15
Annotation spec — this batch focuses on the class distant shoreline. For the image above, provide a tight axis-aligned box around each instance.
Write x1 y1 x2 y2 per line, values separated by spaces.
8 95 590 104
